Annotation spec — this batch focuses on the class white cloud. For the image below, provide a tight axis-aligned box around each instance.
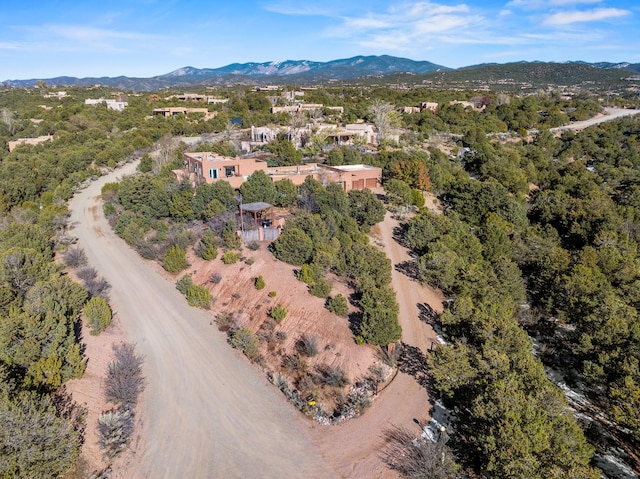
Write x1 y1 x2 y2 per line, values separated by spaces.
543 7 630 25
325 1 485 52
506 0 602 9
0 42 26 51
262 1 339 16
38 24 156 42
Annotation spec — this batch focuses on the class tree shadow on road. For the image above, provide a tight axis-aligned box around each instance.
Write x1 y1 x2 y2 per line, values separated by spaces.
392 224 410 248
395 260 422 282
398 343 437 398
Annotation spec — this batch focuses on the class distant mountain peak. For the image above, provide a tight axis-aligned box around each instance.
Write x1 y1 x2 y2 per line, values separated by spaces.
3 55 637 91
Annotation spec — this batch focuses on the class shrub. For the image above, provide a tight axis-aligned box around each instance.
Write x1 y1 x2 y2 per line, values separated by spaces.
215 312 235 331
63 247 87 268
410 189 426 208
163 244 188 273
84 296 112 335
326 294 349 316
273 227 313 265
309 278 332 298
197 229 218 260
210 272 222 284
313 365 349 388
221 251 239 264
297 263 318 284
268 291 277 297
76 266 97 282
269 304 288 323
255 275 266 290
105 343 145 407
247 241 260 251
176 274 194 295
295 334 319 357
229 327 261 362
222 220 241 249
135 240 158 260
282 354 309 375
245 257 255 265
186 285 211 309
98 408 134 457
381 426 459 478
84 276 112 300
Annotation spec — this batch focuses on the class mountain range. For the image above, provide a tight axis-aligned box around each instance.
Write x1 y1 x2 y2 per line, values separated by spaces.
1 55 639 91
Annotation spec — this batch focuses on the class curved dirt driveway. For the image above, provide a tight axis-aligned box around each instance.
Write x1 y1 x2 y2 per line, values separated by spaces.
69 162 335 479
550 107 640 133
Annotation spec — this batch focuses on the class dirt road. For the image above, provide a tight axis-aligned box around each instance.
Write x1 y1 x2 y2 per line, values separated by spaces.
550 107 640 133
69 162 335 479
307 211 445 478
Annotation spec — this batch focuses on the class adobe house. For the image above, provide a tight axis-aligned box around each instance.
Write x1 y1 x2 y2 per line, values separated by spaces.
182 152 268 189
267 163 381 191
182 152 381 192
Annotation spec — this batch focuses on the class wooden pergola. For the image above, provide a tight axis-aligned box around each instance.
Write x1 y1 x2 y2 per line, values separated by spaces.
239 201 274 229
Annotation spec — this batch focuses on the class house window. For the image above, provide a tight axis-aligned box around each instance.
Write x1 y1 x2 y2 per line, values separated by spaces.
209 168 218 179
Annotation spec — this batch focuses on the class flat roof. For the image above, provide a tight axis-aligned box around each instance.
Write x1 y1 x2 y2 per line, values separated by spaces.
330 164 377 171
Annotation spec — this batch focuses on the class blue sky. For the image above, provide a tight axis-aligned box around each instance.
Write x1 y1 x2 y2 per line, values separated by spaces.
1 0 638 80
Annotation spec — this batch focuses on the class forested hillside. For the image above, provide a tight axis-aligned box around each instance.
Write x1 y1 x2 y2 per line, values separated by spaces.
401 116 640 476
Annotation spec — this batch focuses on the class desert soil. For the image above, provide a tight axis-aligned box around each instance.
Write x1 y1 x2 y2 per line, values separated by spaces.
66 160 444 478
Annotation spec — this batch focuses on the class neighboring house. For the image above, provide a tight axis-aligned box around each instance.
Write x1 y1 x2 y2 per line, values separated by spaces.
43 91 67 99
84 98 128 111
449 100 486 111
420 102 439 113
398 106 422 114
334 123 377 145
180 151 381 192
175 93 207 102
8 135 53 152
152 107 211 118
270 103 323 114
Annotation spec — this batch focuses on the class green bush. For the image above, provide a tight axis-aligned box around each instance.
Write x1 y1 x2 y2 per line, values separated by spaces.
309 278 332 298
269 304 288 323
222 220 241 249
197 229 218 260
255 275 266 290
229 327 261 362
176 274 194 294
247 241 260 251
164 244 188 273
297 263 318 284
326 294 349 316
186 285 212 309
411 189 426 208
221 251 239 264
268 291 277 297
273 227 313 265
84 296 112 335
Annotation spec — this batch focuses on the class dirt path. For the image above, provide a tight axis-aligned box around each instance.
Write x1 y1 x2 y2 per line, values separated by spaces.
69 162 335 479
307 211 445 478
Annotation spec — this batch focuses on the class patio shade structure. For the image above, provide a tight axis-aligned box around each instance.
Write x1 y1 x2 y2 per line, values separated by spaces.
239 202 274 229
